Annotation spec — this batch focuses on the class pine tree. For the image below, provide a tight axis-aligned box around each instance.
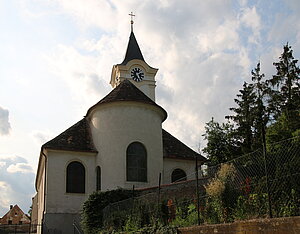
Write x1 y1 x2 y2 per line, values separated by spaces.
226 82 256 153
251 62 269 149
267 43 300 142
268 43 300 122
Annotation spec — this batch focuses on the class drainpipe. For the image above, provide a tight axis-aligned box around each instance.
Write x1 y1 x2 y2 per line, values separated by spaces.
41 150 47 234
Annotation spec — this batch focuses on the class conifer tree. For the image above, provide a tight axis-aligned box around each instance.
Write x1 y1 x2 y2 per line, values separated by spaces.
251 62 269 149
226 82 256 153
267 43 300 142
268 43 300 122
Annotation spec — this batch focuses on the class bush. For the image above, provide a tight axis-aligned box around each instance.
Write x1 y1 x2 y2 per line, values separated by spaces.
81 188 139 234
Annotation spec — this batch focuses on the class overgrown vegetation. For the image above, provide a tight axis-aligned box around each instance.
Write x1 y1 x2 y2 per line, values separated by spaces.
81 188 139 234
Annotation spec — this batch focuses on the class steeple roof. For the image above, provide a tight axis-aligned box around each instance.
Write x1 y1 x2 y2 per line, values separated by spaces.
120 32 145 65
86 79 167 120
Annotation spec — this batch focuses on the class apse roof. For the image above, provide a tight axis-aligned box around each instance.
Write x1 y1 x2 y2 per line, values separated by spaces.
86 79 167 120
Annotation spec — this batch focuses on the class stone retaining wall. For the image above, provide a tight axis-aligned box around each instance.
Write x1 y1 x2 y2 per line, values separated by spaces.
178 216 300 234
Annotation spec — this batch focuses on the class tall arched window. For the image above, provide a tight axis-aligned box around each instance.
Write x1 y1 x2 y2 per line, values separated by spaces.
126 142 147 182
171 169 187 183
66 161 85 193
96 166 101 191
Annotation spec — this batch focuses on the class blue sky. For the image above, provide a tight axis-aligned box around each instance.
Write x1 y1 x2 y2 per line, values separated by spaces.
0 0 299 216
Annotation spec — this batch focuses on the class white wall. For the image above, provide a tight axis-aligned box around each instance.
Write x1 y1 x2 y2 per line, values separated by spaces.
89 102 165 190
163 158 196 184
45 150 97 214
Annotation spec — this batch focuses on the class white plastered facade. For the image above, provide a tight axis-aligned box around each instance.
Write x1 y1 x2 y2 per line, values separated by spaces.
110 59 158 101
89 102 165 190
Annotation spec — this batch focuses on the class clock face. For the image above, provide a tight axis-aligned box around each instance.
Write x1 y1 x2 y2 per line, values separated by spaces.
131 67 144 82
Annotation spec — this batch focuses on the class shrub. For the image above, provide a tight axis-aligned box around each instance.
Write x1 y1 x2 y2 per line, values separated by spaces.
81 188 139 234
204 163 238 223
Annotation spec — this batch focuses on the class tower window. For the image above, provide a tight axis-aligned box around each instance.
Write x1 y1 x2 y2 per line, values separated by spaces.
171 169 187 183
126 142 147 182
66 161 85 193
96 166 101 191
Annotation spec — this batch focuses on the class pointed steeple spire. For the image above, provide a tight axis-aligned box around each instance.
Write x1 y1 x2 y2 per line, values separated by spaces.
120 31 145 65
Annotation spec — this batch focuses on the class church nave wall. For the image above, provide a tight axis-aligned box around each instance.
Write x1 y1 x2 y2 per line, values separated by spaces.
45 150 97 214
163 158 195 184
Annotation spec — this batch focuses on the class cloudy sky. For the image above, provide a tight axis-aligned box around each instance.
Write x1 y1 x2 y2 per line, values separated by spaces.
0 0 299 216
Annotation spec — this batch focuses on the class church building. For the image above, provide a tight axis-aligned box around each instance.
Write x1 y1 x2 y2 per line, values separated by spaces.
33 21 206 233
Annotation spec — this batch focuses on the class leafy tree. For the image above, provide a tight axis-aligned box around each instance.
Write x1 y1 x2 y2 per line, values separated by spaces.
226 82 256 153
202 118 241 165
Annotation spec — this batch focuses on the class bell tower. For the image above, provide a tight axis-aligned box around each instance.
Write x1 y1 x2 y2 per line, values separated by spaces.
110 13 158 101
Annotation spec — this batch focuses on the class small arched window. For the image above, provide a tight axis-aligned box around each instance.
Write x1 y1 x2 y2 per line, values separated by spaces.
171 169 187 183
126 142 147 182
96 166 101 191
66 161 85 193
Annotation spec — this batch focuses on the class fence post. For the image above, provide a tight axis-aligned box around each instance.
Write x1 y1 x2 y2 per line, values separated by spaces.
195 156 200 225
157 173 161 218
132 185 135 215
262 124 273 218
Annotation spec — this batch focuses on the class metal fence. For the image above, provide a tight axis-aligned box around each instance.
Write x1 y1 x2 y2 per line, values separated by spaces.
101 136 300 231
0 224 39 234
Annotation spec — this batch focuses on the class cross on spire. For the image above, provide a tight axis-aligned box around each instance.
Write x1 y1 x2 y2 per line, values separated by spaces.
129 12 135 32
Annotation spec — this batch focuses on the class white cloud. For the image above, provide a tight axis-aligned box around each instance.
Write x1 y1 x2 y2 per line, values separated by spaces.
0 181 12 210
240 6 261 44
0 156 35 216
0 106 11 136
46 43 112 113
7 163 34 174
31 130 54 145
50 0 119 30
